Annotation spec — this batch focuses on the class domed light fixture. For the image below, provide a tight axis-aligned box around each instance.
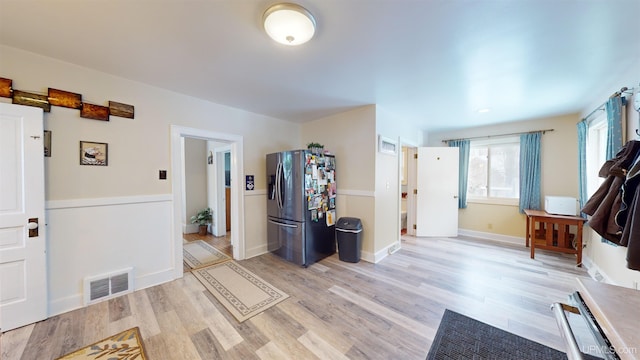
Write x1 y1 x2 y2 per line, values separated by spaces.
263 3 316 46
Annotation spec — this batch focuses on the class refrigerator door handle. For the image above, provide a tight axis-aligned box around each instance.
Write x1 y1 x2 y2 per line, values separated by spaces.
275 162 282 209
268 219 298 228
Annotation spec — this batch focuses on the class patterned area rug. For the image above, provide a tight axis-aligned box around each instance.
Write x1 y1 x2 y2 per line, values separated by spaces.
55 327 147 360
427 310 570 360
183 240 231 270
192 261 289 322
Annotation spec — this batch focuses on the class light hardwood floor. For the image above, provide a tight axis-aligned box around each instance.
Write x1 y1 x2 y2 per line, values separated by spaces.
2 234 590 359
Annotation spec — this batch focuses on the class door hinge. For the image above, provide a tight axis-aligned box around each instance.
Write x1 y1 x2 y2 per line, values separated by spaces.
414 154 418 159
413 224 417 230
413 189 417 194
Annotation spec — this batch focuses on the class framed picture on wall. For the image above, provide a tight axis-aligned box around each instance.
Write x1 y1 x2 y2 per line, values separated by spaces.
44 130 51 157
80 141 108 166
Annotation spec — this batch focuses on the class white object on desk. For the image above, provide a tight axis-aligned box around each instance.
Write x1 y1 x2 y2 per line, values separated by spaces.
545 196 577 216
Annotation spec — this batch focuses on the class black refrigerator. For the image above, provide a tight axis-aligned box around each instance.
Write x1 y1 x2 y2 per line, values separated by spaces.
266 150 337 267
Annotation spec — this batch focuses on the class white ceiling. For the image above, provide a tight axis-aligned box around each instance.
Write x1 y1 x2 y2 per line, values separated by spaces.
1 0 639 132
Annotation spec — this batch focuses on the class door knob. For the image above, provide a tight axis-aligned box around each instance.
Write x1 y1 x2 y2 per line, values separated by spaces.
28 218 39 237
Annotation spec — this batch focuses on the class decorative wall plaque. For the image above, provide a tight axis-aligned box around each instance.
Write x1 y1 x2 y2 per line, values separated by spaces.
12 90 51 112
48 88 82 109
109 101 134 119
80 103 109 121
0 78 12 98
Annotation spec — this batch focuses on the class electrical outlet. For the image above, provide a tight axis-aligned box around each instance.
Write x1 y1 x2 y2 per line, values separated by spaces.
159 170 167 180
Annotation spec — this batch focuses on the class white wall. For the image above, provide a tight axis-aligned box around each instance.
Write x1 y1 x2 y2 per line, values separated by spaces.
301 106 377 258
375 106 424 258
1 45 301 315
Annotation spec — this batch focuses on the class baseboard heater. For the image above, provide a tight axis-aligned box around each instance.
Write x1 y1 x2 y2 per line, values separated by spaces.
552 292 620 360
83 267 134 305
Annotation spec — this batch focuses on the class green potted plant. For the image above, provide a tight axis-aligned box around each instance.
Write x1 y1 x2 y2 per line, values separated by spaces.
307 142 324 154
190 208 212 236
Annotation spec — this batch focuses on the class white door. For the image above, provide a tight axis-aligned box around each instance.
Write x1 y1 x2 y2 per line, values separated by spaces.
415 147 459 237
0 103 47 332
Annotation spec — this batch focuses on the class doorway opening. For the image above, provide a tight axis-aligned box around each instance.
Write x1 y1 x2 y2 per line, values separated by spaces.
170 125 245 280
400 142 418 237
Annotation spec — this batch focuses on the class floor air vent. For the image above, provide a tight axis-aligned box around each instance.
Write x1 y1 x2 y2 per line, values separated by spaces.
84 267 134 305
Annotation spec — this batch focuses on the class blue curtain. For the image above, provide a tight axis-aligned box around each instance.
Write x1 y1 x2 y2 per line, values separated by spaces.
601 96 623 245
605 96 623 160
448 139 470 208
577 120 588 218
519 132 542 213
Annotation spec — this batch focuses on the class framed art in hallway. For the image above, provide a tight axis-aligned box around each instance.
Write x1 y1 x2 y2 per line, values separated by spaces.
44 130 51 157
80 141 108 166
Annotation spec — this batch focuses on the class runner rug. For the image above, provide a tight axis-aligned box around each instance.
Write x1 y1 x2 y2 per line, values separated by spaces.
55 327 147 360
426 309 570 360
183 239 231 270
192 261 289 322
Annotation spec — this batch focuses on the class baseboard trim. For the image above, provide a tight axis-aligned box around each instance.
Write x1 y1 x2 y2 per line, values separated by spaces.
49 294 83 318
581 256 617 285
246 244 269 259
360 240 401 264
458 229 523 245
48 268 175 317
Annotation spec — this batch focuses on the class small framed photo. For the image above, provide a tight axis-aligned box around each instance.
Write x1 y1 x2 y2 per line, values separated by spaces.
44 130 51 157
80 141 108 166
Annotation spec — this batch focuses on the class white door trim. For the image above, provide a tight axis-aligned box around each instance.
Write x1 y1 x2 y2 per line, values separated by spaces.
170 125 245 280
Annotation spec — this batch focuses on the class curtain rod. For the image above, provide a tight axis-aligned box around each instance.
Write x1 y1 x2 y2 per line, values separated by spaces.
441 129 554 143
580 86 634 123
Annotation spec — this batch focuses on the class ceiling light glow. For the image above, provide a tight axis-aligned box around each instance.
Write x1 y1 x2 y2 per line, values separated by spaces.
263 3 316 46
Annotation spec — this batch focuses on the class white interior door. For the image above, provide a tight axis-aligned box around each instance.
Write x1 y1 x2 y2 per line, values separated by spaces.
0 103 47 332
415 147 459 237
213 147 229 236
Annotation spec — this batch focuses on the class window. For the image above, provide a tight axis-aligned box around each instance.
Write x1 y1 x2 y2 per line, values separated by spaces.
585 114 607 197
467 137 520 201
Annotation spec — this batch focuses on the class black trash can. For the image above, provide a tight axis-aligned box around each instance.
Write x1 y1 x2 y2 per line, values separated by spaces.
336 217 363 263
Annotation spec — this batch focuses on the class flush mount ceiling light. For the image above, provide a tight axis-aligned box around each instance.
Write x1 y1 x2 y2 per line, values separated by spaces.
263 3 316 46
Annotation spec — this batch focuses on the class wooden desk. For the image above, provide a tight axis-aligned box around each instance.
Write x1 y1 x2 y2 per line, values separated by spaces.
524 209 586 266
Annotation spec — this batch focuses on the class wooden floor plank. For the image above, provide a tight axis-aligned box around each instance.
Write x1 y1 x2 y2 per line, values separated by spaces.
2 234 593 359
0 323 34 360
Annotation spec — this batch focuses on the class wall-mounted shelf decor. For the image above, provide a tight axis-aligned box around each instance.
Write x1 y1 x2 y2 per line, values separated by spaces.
12 90 51 112
0 78 12 98
48 88 82 109
0 77 135 120
81 103 109 121
109 101 134 119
